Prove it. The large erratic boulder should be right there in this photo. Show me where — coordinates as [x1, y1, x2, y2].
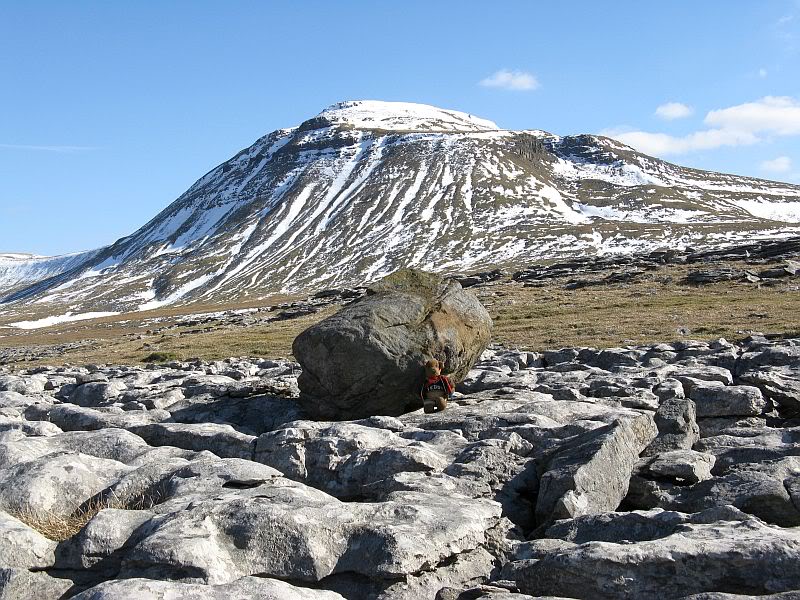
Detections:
[293, 270, 492, 419]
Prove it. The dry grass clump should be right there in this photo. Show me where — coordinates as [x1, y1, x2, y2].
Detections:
[9, 497, 124, 541]
[9, 485, 168, 541]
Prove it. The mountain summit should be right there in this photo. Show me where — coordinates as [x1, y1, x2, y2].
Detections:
[312, 100, 499, 132]
[2, 100, 800, 316]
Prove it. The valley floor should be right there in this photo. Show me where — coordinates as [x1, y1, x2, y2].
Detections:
[1, 255, 799, 368]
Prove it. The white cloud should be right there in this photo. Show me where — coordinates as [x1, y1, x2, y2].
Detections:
[479, 69, 539, 91]
[604, 96, 800, 157]
[704, 96, 800, 136]
[758, 67, 768, 78]
[760, 156, 792, 173]
[655, 102, 693, 120]
[608, 129, 758, 156]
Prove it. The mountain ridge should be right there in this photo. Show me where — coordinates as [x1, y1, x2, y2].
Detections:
[2, 99, 800, 321]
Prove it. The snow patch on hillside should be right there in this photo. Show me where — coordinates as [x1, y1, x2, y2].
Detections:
[734, 199, 800, 222]
[9, 311, 120, 329]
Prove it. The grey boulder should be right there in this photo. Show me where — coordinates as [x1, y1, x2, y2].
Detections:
[293, 269, 492, 419]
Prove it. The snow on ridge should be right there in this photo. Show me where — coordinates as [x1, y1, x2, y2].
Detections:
[0, 253, 44, 260]
[0, 249, 100, 293]
[319, 100, 499, 132]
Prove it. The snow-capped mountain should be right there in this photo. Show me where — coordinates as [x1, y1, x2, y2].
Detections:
[3, 100, 800, 318]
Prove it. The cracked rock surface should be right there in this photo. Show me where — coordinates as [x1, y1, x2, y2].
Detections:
[0, 335, 799, 598]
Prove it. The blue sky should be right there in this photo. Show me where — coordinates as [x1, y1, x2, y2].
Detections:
[1, 1, 799, 255]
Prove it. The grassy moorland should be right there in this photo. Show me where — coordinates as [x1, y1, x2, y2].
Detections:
[0, 260, 798, 368]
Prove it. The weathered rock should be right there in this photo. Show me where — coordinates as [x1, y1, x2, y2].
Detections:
[626, 457, 800, 526]
[293, 269, 492, 419]
[0, 375, 46, 395]
[542, 505, 747, 544]
[255, 421, 451, 499]
[0, 510, 57, 569]
[0, 391, 53, 412]
[55, 508, 154, 572]
[640, 450, 715, 484]
[693, 427, 800, 473]
[107, 457, 285, 513]
[535, 413, 657, 526]
[120, 486, 504, 586]
[651, 378, 684, 401]
[0, 451, 131, 517]
[443, 438, 539, 529]
[740, 368, 800, 413]
[71, 576, 347, 600]
[0, 568, 74, 600]
[697, 416, 766, 438]
[3, 334, 800, 596]
[128, 423, 256, 460]
[75, 372, 109, 385]
[0, 428, 151, 470]
[514, 513, 800, 599]
[0, 416, 61, 437]
[119, 386, 184, 411]
[167, 394, 303, 435]
[35, 404, 170, 432]
[69, 381, 128, 407]
[689, 382, 766, 417]
[737, 341, 800, 412]
[642, 397, 699, 456]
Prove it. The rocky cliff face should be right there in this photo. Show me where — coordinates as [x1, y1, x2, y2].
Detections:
[3, 100, 800, 316]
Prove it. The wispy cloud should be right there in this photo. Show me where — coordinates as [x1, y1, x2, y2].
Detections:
[655, 102, 693, 120]
[479, 69, 539, 91]
[0, 144, 97, 153]
[758, 67, 768, 78]
[774, 10, 798, 53]
[760, 156, 792, 173]
[603, 96, 800, 156]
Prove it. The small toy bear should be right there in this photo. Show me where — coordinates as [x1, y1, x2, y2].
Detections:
[420, 358, 454, 413]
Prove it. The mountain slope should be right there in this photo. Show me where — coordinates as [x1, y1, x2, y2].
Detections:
[3, 100, 800, 318]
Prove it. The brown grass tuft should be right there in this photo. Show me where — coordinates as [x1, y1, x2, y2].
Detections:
[8, 485, 168, 542]
[10, 497, 124, 541]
